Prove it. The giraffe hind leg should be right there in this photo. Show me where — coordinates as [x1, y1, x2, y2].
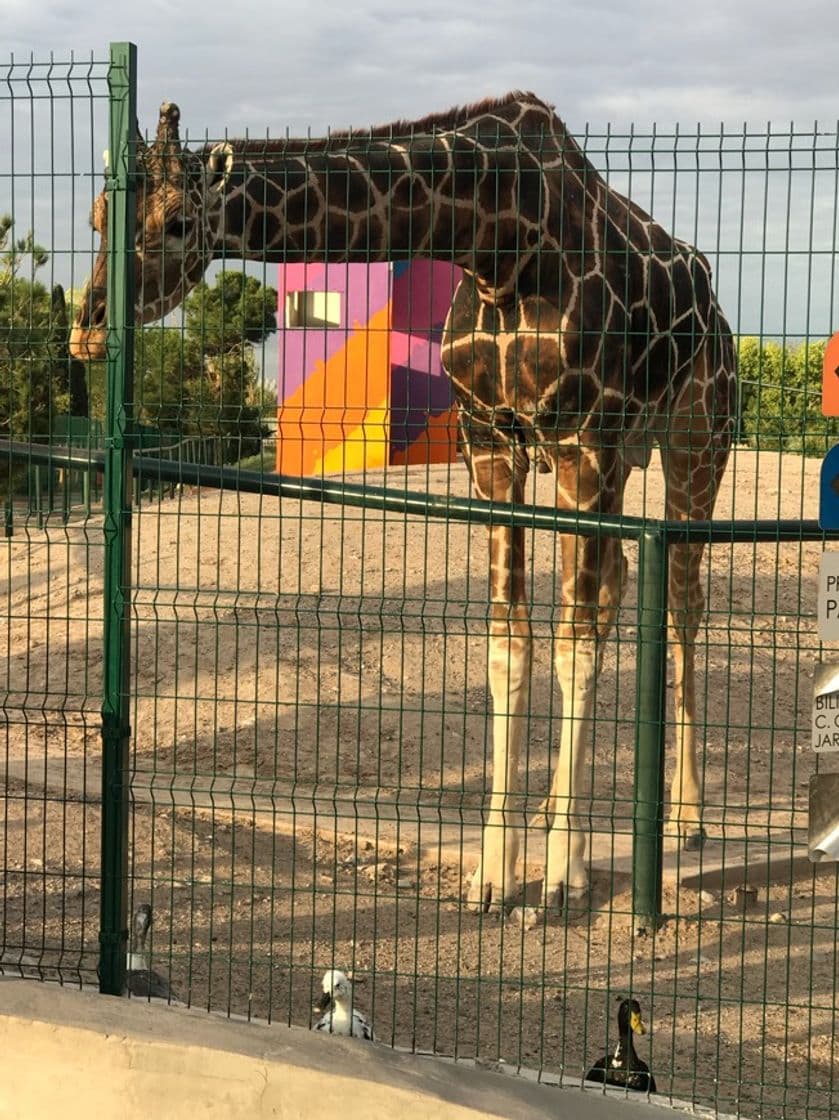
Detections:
[660, 348, 733, 849]
[662, 533, 709, 851]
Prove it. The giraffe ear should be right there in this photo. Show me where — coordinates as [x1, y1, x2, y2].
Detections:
[207, 142, 234, 193]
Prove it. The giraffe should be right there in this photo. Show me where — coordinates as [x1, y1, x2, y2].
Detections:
[70, 95, 737, 914]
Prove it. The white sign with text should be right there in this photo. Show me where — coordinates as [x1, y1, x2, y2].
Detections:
[818, 553, 839, 641]
[812, 663, 839, 751]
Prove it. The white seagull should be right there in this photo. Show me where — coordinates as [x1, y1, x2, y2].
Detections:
[313, 969, 374, 1040]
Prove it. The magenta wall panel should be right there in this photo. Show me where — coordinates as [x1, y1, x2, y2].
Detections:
[276, 261, 462, 472]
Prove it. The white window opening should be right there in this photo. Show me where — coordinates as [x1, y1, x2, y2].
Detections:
[286, 290, 342, 328]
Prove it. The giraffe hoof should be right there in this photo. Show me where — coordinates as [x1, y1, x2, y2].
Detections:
[540, 880, 589, 920]
[683, 827, 707, 852]
[542, 884, 564, 915]
[465, 878, 508, 915]
[465, 885, 491, 914]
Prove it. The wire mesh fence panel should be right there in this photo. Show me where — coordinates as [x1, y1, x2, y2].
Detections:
[1, 52, 113, 989]
[4, 42, 839, 1120]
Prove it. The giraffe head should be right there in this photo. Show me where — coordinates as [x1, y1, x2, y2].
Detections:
[69, 102, 234, 361]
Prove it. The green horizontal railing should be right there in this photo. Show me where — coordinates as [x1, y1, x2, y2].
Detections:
[2, 437, 833, 543]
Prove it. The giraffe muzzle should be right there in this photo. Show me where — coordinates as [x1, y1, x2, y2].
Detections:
[68, 325, 107, 362]
[69, 287, 108, 361]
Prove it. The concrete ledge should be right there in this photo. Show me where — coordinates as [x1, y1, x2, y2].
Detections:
[0, 979, 663, 1120]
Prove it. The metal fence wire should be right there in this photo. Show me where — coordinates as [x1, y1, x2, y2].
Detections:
[3, 41, 839, 1120]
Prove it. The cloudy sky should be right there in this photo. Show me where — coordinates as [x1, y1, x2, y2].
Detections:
[5, 0, 839, 134]
[4, 0, 839, 340]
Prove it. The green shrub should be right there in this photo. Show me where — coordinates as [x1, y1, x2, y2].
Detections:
[737, 335, 839, 456]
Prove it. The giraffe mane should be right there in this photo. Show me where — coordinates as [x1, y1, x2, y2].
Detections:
[366, 90, 555, 138]
[199, 91, 560, 158]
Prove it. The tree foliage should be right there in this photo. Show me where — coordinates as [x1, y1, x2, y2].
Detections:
[1, 215, 90, 499]
[184, 272, 277, 354]
[0, 215, 89, 438]
[737, 336, 839, 456]
[136, 271, 278, 461]
[2, 235, 279, 504]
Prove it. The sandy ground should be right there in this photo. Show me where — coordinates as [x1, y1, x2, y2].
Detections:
[2, 444, 837, 1120]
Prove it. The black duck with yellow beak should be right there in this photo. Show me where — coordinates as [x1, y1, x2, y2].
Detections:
[585, 997, 657, 1093]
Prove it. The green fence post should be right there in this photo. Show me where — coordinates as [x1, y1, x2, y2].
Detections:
[99, 40, 138, 998]
[632, 527, 668, 934]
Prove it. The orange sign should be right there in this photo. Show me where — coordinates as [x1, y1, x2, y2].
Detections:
[823, 332, 839, 416]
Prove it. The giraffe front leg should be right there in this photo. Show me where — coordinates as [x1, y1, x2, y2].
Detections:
[541, 521, 626, 914]
[466, 606, 531, 912]
[542, 639, 596, 910]
[459, 435, 532, 914]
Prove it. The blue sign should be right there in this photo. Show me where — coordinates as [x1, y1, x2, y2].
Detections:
[820, 444, 839, 529]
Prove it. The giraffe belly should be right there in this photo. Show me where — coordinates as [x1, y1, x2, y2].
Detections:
[622, 429, 654, 469]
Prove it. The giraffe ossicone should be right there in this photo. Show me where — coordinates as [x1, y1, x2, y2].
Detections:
[71, 93, 737, 917]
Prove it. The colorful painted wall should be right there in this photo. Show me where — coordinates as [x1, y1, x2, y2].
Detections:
[275, 261, 460, 475]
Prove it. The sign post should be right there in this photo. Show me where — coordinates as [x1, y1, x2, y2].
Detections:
[821, 331, 839, 417]
[819, 448, 839, 530]
[813, 333, 839, 856]
[819, 333, 839, 529]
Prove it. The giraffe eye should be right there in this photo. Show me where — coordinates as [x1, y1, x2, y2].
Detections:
[165, 217, 186, 239]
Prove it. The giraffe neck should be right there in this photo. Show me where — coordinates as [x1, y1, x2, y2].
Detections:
[201, 95, 596, 298]
[206, 143, 498, 276]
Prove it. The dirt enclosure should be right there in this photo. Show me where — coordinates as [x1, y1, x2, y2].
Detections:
[3, 445, 838, 1120]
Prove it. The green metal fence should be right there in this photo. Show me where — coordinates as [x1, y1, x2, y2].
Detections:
[3, 41, 839, 1120]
